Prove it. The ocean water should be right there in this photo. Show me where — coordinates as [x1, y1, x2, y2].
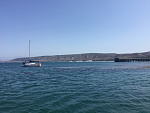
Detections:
[0, 62, 150, 113]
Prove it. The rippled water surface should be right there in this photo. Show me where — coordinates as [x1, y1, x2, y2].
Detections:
[0, 62, 150, 113]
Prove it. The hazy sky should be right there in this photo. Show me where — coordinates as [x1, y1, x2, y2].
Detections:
[0, 0, 150, 61]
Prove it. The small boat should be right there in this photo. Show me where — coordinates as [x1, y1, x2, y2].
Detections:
[22, 40, 41, 67]
[23, 60, 41, 67]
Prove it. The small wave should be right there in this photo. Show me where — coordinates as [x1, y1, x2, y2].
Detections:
[138, 66, 150, 69]
[21, 71, 35, 75]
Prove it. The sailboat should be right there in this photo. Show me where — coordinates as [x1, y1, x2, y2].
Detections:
[22, 40, 41, 67]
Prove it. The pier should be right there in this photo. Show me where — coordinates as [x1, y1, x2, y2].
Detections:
[114, 58, 150, 62]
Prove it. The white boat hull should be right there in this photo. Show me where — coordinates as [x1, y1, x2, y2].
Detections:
[22, 63, 41, 67]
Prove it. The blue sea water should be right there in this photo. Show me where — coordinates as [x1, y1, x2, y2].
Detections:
[0, 62, 150, 113]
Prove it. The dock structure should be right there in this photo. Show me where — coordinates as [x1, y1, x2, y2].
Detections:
[114, 58, 150, 62]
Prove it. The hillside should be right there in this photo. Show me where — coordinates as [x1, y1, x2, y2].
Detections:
[10, 51, 150, 62]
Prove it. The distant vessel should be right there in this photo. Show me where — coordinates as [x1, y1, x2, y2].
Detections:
[22, 40, 41, 67]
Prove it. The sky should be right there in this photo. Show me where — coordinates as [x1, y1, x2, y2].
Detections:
[0, 0, 150, 61]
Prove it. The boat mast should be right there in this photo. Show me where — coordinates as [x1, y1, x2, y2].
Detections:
[29, 40, 31, 60]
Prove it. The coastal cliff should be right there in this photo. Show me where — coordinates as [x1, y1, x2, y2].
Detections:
[10, 51, 150, 62]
